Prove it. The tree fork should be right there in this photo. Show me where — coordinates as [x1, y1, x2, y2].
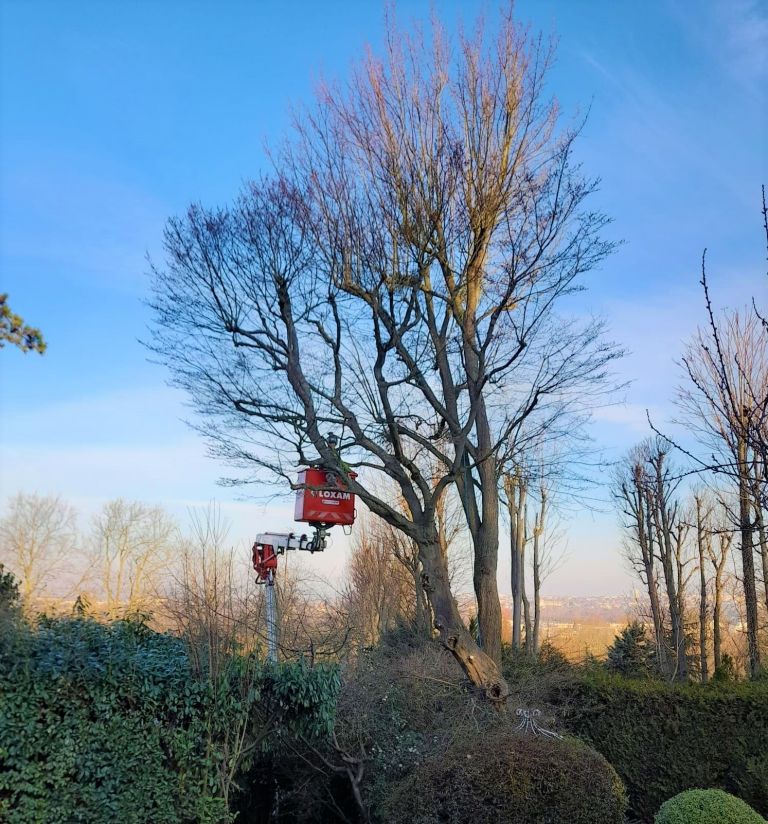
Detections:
[419, 537, 508, 702]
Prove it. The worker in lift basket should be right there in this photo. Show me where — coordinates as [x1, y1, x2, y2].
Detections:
[321, 432, 352, 486]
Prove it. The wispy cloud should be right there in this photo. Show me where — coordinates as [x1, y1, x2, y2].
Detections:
[592, 403, 661, 434]
[669, 0, 768, 96]
[1, 386, 188, 447]
[717, 0, 768, 90]
[0, 150, 168, 294]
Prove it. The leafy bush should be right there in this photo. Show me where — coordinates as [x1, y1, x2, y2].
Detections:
[655, 789, 766, 823]
[381, 726, 627, 824]
[733, 754, 768, 819]
[552, 674, 768, 821]
[0, 616, 339, 824]
[502, 639, 575, 676]
[0, 565, 21, 640]
[713, 654, 738, 683]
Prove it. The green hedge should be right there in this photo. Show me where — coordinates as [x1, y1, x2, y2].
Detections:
[552, 675, 768, 822]
[655, 789, 766, 824]
[0, 616, 339, 824]
[380, 726, 627, 824]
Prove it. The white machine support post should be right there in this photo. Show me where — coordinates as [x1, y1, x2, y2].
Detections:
[254, 529, 330, 665]
[265, 569, 278, 664]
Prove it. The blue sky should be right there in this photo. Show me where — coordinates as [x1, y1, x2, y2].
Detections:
[1, 0, 766, 596]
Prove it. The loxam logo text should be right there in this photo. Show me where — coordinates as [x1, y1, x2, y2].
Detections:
[310, 490, 352, 500]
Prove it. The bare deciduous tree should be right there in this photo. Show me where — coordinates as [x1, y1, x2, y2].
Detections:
[282, 9, 621, 666]
[149, 8, 621, 699]
[614, 448, 667, 673]
[504, 456, 566, 654]
[88, 499, 176, 618]
[163, 507, 255, 669]
[161, 507, 273, 808]
[504, 467, 527, 650]
[343, 513, 415, 649]
[708, 508, 734, 673]
[614, 439, 695, 680]
[646, 442, 692, 681]
[530, 479, 555, 654]
[151, 178, 508, 696]
[0, 492, 76, 606]
[694, 492, 713, 682]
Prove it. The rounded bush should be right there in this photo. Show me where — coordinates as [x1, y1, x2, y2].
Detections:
[381, 726, 626, 824]
[655, 789, 766, 824]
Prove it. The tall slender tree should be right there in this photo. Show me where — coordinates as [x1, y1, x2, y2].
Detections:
[150, 7, 620, 695]
[694, 492, 713, 682]
[280, 9, 621, 662]
[613, 446, 668, 675]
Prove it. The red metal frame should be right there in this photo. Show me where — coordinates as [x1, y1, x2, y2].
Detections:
[252, 541, 278, 584]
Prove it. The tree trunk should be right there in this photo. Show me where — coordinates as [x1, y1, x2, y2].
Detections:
[698, 553, 709, 683]
[531, 489, 546, 655]
[506, 472, 527, 651]
[713, 561, 724, 671]
[755, 500, 768, 614]
[521, 530, 532, 652]
[473, 516, 502, 663]
[696, 497, 709, 683]
[412, 562, 431, 638]
[674, 524, 689, 681]
[472, 450, 503, 664]
[510, 527, 522, 649]
[417, 528, 508, 701]
[532, 524, 542, 654]
[738, 435, 762, 678]
[631, 472, 667, 675]
[649, 461, 687, 681]
[461, 314, 503, 664]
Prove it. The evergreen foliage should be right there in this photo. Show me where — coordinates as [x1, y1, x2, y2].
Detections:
[713, 654, 739, 683]
[655, 789, 766, 824]
[0, 564, 20, 612]
[0, 615, 339, 823]
[553, 674, 768, 820]
[606, 621, 657, 678]
[0, 294, 46, 353]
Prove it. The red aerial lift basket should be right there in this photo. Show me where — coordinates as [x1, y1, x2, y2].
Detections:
[294, 468, 357, 526]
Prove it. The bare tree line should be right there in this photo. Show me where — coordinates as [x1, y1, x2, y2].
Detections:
[615, 439, 763, 681]
[0, 492, 176, 616]
[504, 464, 565, 655]
[617, 199, 768, 679]
[0, 491, 423, 668]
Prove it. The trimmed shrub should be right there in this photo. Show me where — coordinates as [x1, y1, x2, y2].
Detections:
[733, 754, 768, 817]
[380, 725, 627, 824]
[655, 788, 766, 823]
[552, 674, 768, 821]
